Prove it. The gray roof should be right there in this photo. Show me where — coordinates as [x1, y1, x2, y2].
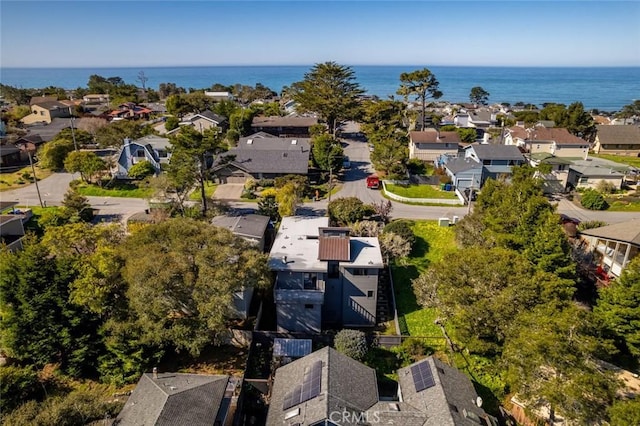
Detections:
[469, 143, 525, 161]
[397, 357, 497, 426]
[580, 219, 640, 246]
[211, 214, 270, 240]
[569, 164, 624, 178]
[596, 125, 640, 145]
[444, 157, 483, 174]
[198, 110, 227, 124]
[134, 134, 171, 151]
[116, 372, 229, 426]
[266, 346, 379, 425]
[218, 137, 311, 175]
[252, 115, 318, 128]
[0, 145, 20, 156]
[23, 117, 73, 142]
[0, 201, 19, 212]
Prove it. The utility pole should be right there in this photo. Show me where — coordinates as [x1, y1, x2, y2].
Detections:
[27, 149, 44, 208]
[69, 107, 78, 151]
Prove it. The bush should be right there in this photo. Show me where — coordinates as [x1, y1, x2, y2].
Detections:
[257, 178, 274, 187]
[596, 180, 617, 194]
[407, 158, 427, 175]
[241, 188, 256, 199]
[578, 220, 608, 232]
[127, 160, 156, 179]
[0, 366, 42, 413]
[334, 329, 368, 361]
[328, 197, 375, 225]
[394, 338, 433, 366]
[580, 189, 609, 210]
[244, 177, 257, 191]
[383, 220, 415, 246]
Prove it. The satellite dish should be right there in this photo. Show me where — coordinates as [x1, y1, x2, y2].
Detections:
[476, 396, 483, 407]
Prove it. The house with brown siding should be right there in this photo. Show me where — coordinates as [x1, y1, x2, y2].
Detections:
[505, 126, 589, 159]
[594, 125, 640, 156]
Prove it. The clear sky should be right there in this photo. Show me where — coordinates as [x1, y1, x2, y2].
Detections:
[1, 0, 639, 67]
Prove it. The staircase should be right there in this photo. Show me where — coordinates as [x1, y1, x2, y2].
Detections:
[376, 268, 392, 324]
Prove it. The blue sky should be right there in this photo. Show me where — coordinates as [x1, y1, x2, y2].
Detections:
[1, 1, 639, 67]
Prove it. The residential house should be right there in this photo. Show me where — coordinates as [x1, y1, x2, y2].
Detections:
[115, 371, 233, 426]
[204, 91, 234, 101]
[467, 108, 496, 129]
[14, 134, 44, 154]
[580, 219, 640, 280]
[463, 143, 526, 184]
[108, 103, 152, 121]
[211, 213, 272, 319]
[21, 100, 71, 125]
[266, 346, 379, 426]
[409, 130, 461, 163]
[82, 94, 109, 104]
[528, 153, 572, 193]
[593, 125, 640, 156]
[505, 127, 589, 159]
[212, 134, 310, 184]
[442, 156, 483, 192]
[0, 145, 23, 170]
[567, 159, 624, 191]
[114, 136, 171, 178]
[267, 216, 384, 333]
[22, 117, 86, 143]
[173, 110, 228, 134]
[29, 96, 58, 106]
[251, 115, 318, 138]
[387, 357, 498, 425]
[267, 347, 497, 426]
[0, 201, 26, 252]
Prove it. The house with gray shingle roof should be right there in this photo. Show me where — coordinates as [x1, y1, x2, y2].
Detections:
[251, 115, 319, 138]
[593, 125, 640, 156]
[460, 143, 525, 186]
[114, 135, 171, 178]
[267, 216, 383, 333]
[267, 346, 379, 426]
[212, 134, 311, 184]
[115, 371, 232, 426]
[267, 349, 497, 426]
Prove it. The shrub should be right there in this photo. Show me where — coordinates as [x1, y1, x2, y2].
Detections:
[578, 220, 608, 232]
[127, 160, 156, 179]
[244, 177, 257, 191]
[334, 329, 368, 361]
[328, 197, 375, 225]
[596, 180, 617, 194]
[383, 220, 415, 246]
[0, 366, 42, 413]
[407, 158, 427, 175]
[581, 189, 609, 210]
[257, 178, 274, 187]
[394, 338, 433, 366]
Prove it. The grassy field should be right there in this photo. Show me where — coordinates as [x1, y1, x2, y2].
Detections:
[591, 153, 640, 168]
[606, 198, 640, 211]
[75, 180, 154, 198]
[0, 165, 53, 191]
[390, 220, 457, 341]
[188, 182, 218, 201]
[385, 183, 458, 199]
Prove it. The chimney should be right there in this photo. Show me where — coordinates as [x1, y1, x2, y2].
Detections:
[152, 367, 158, 379]
[282, 255, 287, 264]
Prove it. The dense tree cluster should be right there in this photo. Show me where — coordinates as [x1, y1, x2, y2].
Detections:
[0, 217, 270, 421]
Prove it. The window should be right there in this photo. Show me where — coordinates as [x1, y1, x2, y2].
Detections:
[305, 304, 313, 309]
[367, 291, 375, 298]
[352, 268, 368, 276]
[579, 176, 589, 184]
[136, 150, 146, 158]
[157, 150, 168, 158]
[40, 111, 45, 116]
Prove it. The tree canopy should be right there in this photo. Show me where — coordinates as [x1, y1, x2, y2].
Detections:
[289, 62, 364, 136]
[397, 68, 442, 131]
[469, 86, 490, 105]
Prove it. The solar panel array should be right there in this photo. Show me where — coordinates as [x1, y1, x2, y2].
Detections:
[283, 360, 323, 410]
[411, 361, 435, 392]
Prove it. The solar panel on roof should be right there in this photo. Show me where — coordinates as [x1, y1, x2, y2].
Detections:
[411, 361, 435, 392]
[282, 360, 323, 410]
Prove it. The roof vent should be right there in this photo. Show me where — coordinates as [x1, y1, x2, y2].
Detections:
[291, 139, 298, 145]
[389, 403, 400, 411]
[247, 139, 253, 144]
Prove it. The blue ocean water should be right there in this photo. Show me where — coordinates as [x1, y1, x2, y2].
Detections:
[1, 65, 638, 112]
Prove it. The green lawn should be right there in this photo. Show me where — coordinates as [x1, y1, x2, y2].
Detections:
[0, 165, 53, 191]
[385, 183, 458, 199]
[75, 181, 154, 198]
[606, 199, 640, 211]
[390, 221, 457, 342]
[591, 153, 640, 169]
[188, 182, 218, 201]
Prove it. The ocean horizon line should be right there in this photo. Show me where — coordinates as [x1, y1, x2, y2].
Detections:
[3, 64, 640, 70]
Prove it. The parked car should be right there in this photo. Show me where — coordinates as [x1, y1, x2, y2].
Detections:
[343, 156, 351, 169]
[366, 175, 380, 189]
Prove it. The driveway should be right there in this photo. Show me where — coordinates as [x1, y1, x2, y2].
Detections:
[213, 184, 244, 200]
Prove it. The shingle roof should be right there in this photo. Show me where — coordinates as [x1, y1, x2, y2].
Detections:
[252, 115, 318, 128]
[580, 219, 640, 246]
[211, 214, 270, 240]
[198, 110, 227, 124]
[35, 100, 69, 110]
[116, 373, 229, 426]
[444, 157, 483, 174]
[266, 347, 379, 425]
[0, 145, 20, 156]
[528, 127, 588, 145]
[0, 201, 19, 212]
[410, 130, 461, 144]
[218, 137, 311, 174]
[596, 125, 640, 145]
[134, 134, 171, 150]
[397, 357, 497, 426]
[469, 143, 525, 161]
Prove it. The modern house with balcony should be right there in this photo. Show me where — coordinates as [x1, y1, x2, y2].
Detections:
[267, 216, 384, 333]
[580, 219, 640, 281]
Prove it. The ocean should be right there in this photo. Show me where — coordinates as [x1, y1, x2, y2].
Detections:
[1, 65, 638, 112]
